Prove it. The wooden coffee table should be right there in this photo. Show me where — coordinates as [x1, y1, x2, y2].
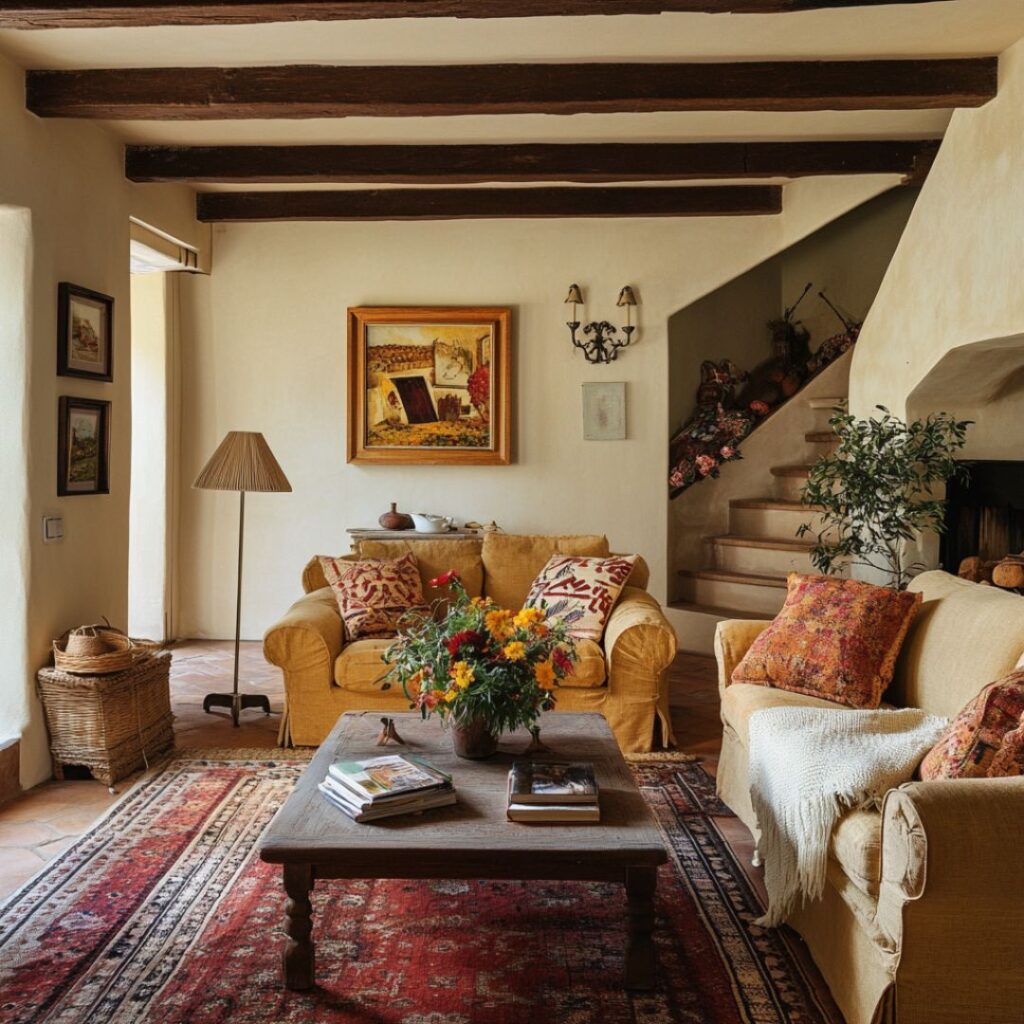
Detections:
[259, 711, 668, 992]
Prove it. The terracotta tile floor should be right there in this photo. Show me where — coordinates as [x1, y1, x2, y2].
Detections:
[0, 642, 748, 897]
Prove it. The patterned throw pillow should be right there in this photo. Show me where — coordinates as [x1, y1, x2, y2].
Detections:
[319, 552, 426, 640]
[526, 554, 637, 642]
[920, 672, 1024, 779]
[731, 573, 922, 709]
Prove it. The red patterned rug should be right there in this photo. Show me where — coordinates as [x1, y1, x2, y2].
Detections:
[0, 753, 838, 1024]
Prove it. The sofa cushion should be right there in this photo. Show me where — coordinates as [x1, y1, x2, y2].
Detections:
[721, 682, 850, 747]
[894, 570, 1024, 719]
[731, 574, 921, 709]
[830, 808, 882, 898]
[557, 639, 606, 689]
[356, 538, 484, 603]
[526, 554, 637, 642]
[319, 552, 426, 640]
[481, 534, 609, 609]
[333, 638, 395, 694]
[920, 670, 1024, 779]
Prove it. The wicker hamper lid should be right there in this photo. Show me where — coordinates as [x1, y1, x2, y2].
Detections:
[53, 623, 136, 675]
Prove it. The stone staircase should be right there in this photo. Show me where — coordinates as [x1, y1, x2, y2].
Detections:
[670, 393, 846, 647]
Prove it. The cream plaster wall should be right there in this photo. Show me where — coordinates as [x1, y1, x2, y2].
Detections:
[176, 175, 898, 641]
[0, 51, 206, 787]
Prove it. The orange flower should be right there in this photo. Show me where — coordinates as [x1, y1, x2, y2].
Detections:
[534, 659, 556, 690]
[485, 609, 515, 641]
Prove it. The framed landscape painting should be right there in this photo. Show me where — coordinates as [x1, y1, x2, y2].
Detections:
[57, 283, 113, 382]
[58, 397, 110, 496]
[347, 306, 511, 465]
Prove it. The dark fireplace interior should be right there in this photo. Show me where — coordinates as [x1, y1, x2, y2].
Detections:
[942, 460, 1024, 571]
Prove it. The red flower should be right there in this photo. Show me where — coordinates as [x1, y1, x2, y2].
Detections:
[429, 569, 461, 589]
[552, 648, 575, 676]
[446, 629, 484, 657]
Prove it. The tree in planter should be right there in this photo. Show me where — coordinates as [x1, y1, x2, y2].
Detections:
[798, 405, 971, 591]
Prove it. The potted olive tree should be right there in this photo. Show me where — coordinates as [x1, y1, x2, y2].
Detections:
[799, 405, 971, 590]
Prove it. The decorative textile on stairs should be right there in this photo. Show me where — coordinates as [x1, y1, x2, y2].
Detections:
[747, 706, 947, 927]
[0, 752, 840, 1024]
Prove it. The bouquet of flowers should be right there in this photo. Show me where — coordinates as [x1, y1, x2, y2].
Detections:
[383, 570, 577, 744]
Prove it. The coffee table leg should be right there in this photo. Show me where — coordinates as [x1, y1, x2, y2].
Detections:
[283, 862, 315, 990]
[624, 864, 657, 990]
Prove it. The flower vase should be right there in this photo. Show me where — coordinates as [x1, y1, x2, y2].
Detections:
[450, 717, 499, 760]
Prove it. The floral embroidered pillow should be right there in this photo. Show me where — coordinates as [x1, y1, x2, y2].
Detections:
[526, 554, 637, 642]
[731, 573, 922, 709]
[920, 672, 1024, 779]
[319, 552, 426, 640]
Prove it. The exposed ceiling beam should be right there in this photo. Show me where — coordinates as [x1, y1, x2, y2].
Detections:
[27, 59, 996, 120]
[0, 1, 955, 29]
[195, 185, 783, 221]
[127, 140, 940, 184]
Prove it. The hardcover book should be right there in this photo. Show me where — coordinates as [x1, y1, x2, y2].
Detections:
[507, 761, 598, 805]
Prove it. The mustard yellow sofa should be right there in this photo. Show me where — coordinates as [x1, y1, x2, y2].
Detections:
[714, 570, 1024, 1024]
[264, 533, 678, 753]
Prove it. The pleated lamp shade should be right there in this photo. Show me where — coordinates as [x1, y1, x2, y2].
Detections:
[193, 432, 292, 493]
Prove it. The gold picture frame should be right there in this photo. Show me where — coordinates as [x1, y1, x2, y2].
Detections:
[347, 306, 511, 465]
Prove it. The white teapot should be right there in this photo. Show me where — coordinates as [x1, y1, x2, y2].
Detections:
[410, 512, 454, 534]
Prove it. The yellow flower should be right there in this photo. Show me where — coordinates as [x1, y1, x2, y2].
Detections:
[485, 609, 515, 641]
[534, 659, 556, 690]
[450, 660, 475, 690]
[514, 607, 546, 630]
[471, 596, 495, 609]
[503, 641, 527, 662]
[443, 688, 458, 703]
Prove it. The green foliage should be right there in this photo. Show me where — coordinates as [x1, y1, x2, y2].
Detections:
[798, 405, 971, 590]
[382, 573, 577, 737]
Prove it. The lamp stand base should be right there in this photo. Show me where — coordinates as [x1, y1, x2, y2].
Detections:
[203, 691, 272, 728]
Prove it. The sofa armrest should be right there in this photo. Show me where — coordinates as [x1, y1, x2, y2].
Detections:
[263, 587, 344, 689]
[714, 619, 771, 697]
[603, 586, 677, 692]
[874, 777, 1024, 1019]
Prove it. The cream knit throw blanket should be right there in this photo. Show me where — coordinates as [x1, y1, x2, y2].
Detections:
[747, 706, 947, 927]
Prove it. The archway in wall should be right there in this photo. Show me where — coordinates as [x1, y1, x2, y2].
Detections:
[0, 206, 33, 789]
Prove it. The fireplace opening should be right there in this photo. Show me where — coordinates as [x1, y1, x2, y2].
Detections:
[942, 461, 1024, 575]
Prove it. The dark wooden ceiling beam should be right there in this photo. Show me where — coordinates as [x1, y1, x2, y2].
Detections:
[127, 139, 940, 184]
[27, 59, 996, 120]
[195, 185, 782, 221]
[0, 1, 954, 29]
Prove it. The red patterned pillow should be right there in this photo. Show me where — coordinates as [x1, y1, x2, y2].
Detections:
[920, 672, 1024, 779]
[526, 554, 637, 642]
[319, 553, 426, 640]
[731, 573, 921, 709]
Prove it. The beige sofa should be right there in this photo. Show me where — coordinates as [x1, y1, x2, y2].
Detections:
[264, 533, 677, 753]
[715, 570, 1024, 1024]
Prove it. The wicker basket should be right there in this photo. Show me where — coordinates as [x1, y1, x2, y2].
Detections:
[36, 651, 173, 788]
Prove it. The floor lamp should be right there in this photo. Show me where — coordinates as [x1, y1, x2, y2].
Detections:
[194, 431, 292, 727]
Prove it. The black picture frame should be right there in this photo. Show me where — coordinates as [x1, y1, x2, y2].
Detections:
[58, 397, 111, 497]
[57, 282, 114, 382]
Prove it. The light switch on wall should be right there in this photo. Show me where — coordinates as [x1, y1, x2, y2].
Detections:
[42, 515, 64, 543]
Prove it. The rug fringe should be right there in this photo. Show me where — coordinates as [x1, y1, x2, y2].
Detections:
[624, 751, 700, 763]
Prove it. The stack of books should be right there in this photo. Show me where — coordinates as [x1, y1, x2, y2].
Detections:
[318, 753, 455, 823]
[506, 760, 600, 823]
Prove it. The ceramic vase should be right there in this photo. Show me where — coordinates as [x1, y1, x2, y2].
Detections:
[450, 717, 499, 760]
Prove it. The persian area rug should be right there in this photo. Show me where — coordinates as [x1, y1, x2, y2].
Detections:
[0, 753, 839, 1024]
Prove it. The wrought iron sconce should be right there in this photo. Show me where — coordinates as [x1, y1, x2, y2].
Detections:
[565, 284, 638, 364]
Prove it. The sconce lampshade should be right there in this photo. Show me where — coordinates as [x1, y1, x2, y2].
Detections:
[616, 286, 638, 308]
[193, 431, 292, 493]
[564, 284, 584, 305]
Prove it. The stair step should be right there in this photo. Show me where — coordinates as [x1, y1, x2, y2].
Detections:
[731, 498, 824, 512]
[709, 534, 815, 553]
[807, 397, 844, 410]
[770, 465, 814, 478]
[805, 431, 836, 444]
[678, 568, 788, 588]
[669, 600, 770, 620]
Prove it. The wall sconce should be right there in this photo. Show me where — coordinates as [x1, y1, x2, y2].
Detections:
[565, 284, 638, 364]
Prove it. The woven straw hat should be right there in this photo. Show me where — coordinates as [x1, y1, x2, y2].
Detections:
[54, 623, 135, 675]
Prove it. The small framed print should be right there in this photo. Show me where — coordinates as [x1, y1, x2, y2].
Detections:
[57, 282, 113, 382]
[58, 397, 110, 496]
[582, 382, 626, 441]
